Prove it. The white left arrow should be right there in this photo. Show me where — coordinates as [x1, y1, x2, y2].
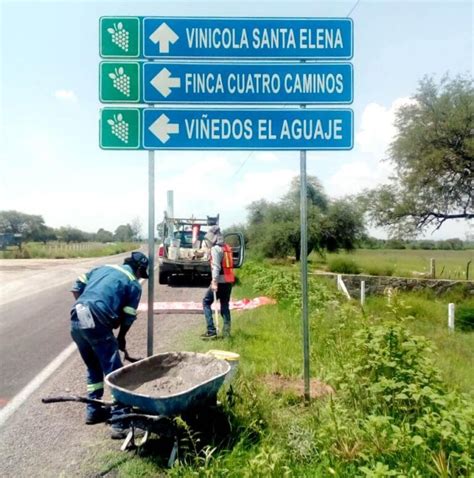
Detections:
[150, 68, 181, 98]
[149, 23, 179, 53]
[149, 114, 179, 144]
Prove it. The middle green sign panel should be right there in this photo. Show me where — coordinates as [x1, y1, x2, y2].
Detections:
[99, 62, 353, 104]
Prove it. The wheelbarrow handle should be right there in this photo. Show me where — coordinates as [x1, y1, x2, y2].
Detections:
[41, 395, 114, 407]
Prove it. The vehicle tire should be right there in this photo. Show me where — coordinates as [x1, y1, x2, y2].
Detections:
[159, 271, 169, 285]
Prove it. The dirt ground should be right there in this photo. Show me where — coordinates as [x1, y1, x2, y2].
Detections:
[261, 372, 334, 399]
[0, 260, 208, 478]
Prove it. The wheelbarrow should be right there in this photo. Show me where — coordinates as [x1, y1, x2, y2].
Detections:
[43, 351, 231, 462]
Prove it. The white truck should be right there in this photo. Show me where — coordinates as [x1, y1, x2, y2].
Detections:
[157, 213, 244, 285]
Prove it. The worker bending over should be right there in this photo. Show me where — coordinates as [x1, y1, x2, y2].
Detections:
[70, 251, 149, 439]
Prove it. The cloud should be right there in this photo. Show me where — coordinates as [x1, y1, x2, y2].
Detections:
[150, 156, 297, 226]
[54, 89, 78, 102]
[255, 152, 279, 162]
[326, 96, 419, 198]
[356, 97, 416, 158]
[326, 159, 393, 198]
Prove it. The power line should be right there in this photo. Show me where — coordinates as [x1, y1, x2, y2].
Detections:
[231, 152, 254, 178]
[231, 3, 359, 179]
[346, 0, 361, 17]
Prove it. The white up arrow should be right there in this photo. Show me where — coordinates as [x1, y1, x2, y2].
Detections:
[149, 23, 179, 54]
[150, 68, 181, 98]
[149, 114, 179, 144]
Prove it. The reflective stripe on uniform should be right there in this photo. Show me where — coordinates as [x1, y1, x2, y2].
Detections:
[224, 251, 232, 267]
[87, 382, 104, 392]
[123, 306, 137, 316]
[78, 274, 88, 284]
[106, 264, 136, 282]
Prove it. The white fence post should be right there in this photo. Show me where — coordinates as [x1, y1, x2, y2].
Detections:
[360, 280, 365, 306]
[337, 275, 351, 300]
[448, 303, 455, 331]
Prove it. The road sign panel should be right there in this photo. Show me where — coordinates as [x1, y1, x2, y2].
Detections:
[143, 17, 353, 59]
[142, 108, 353, 150]
[100, 108, 141, 149]
[143, 62, 353, 104]
[100, 62, 141, 102]
[100, 17, 140, 58]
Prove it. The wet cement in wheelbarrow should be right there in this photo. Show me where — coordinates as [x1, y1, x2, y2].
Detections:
[131, 353, 227, 397]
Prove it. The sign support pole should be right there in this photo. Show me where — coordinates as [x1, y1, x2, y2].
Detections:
[300, 148, 310, 402]
[147, 150, 155, 357]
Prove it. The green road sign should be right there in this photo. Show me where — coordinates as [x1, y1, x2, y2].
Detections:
[100, 62, 141, 102]
[100, 17, 140, 58]
[100, 108, 141, 149]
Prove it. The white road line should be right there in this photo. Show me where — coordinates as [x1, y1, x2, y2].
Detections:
[0, 342, 77, 428]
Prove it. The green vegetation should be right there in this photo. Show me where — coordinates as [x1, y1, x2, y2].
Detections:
[0, 209, 143, 250]
[100, 260, 473, 477]
[327, 256, 361, 274]
[240, 176, 365, 261]
[0, 241, 138, 259]
[311, 249, 474, 279]
[364, 74, 473, 235]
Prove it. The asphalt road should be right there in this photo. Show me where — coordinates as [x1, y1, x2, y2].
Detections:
[0, 252, 135, 407]
[0, 255, 208, 477]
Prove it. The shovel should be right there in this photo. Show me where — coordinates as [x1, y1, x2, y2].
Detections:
[213, 289, 220, 335]
[124, 349, 143, 363]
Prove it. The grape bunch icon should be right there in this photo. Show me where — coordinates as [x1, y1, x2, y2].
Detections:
[108, 67, 130, 97]
[107, 114, 129, 144]
[107, 23, 129, 52]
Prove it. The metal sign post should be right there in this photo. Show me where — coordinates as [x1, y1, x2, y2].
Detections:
[300, 149, 310, 402]
[147, 151, 155, 356]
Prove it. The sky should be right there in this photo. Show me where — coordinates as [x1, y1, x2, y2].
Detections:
[0, 0, 472, 240]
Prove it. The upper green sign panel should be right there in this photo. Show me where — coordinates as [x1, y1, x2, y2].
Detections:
[100, 17, 140, 58]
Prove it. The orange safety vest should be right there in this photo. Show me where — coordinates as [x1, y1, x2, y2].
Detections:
[211, 244, 235, 283]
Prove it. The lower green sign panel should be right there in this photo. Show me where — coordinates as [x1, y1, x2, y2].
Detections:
[100, 108, 141, 149]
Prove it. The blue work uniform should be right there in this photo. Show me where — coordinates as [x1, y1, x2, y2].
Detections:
[70, 264, 142, 420]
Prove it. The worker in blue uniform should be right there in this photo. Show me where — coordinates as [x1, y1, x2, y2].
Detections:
[70, 251, 149, 438]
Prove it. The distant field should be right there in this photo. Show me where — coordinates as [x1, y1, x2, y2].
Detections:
[312, 248, 474, 280]
[0, 241, 138, 259]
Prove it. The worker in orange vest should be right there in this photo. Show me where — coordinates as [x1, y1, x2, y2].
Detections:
[201, 226, 235, 339]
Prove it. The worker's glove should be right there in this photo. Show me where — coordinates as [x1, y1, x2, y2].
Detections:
[211, 280, 218, 292]
[117, 335, 126, 352]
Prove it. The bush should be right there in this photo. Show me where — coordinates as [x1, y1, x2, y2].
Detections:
[365, 264, 396, 276]
[328, 257, 361, 274]
[315, 320, 474, 476]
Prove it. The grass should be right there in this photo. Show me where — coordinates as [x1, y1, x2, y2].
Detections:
[0, 241, 139, 259]
[363, 291, 474, 394]
[94, 261, 474, 477]
[311, 248, 474, 279]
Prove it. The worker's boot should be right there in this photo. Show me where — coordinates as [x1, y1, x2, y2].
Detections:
[222, 323, 231, 338]
[85, 407, 110, 425]
[85, 387, 109, 424]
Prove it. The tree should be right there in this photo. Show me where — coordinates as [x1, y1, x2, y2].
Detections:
[114, 224, 134, 242]
[282, 175, 329, 211]
[365, 74, 473, 235]
[35, 226, 57, 244]
[245, 177, 365, 260]
[96, 228, 114, 243]
[57, 226, 87, 243]
[130, 216, 142, 241]
[0, 210, 47, 242]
